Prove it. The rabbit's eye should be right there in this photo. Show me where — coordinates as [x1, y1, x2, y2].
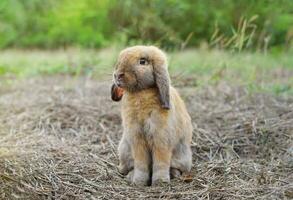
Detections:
[139, 58, 148, 65]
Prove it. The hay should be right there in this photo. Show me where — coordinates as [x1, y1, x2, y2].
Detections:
[0, 76, 292, 199]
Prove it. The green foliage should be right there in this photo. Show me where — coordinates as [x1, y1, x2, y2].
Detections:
[0, 0, 113, 48]
[0, 0, 293, 49]
[46, 0, 112, 48]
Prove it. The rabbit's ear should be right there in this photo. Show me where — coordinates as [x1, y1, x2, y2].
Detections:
[111, 84, 123, 101]
[153, 65, 170, 109]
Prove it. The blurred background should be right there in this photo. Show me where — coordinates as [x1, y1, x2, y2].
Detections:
[0, 0, 292, 94]
[1, 0, 293, 50]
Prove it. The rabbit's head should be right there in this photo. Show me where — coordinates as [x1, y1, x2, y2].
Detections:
[111, 46, 170, 109]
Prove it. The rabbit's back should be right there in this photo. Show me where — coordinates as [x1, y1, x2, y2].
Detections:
[170, 87, 193, 142]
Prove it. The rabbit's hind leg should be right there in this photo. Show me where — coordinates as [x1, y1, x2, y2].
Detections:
[170, 167, 181, 179]
[171, 139, 192, 174]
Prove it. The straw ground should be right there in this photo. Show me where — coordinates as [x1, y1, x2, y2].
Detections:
[0, 75, 292, 199]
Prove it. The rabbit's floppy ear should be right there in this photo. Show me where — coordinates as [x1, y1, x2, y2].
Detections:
[153, 56, 170, 109]
[111, 83, 124, 101]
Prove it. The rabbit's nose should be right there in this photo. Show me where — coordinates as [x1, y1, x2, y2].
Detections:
[117, 73, 125, 80]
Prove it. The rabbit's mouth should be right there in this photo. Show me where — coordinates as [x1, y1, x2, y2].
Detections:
[115, 80, 123, 87]
[114, 71, 139, 91]
[114, 76, 127, 88]
[114, 73, 124, 87]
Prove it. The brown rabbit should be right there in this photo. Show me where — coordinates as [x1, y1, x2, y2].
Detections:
[111, 46, 192, 186]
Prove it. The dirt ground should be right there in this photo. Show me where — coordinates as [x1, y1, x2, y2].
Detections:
[0, 76, 292, 199]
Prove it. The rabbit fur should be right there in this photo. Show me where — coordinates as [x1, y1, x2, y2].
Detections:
[111, 46, 192, 186]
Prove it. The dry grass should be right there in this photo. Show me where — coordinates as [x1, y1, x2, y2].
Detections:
[0, 76, 292, 199]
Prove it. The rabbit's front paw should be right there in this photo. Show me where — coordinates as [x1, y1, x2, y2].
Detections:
[131, 169, 150, 186]
[152, 173, 170, 186]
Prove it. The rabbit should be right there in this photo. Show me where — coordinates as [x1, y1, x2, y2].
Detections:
[111, 45, 192, 186]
